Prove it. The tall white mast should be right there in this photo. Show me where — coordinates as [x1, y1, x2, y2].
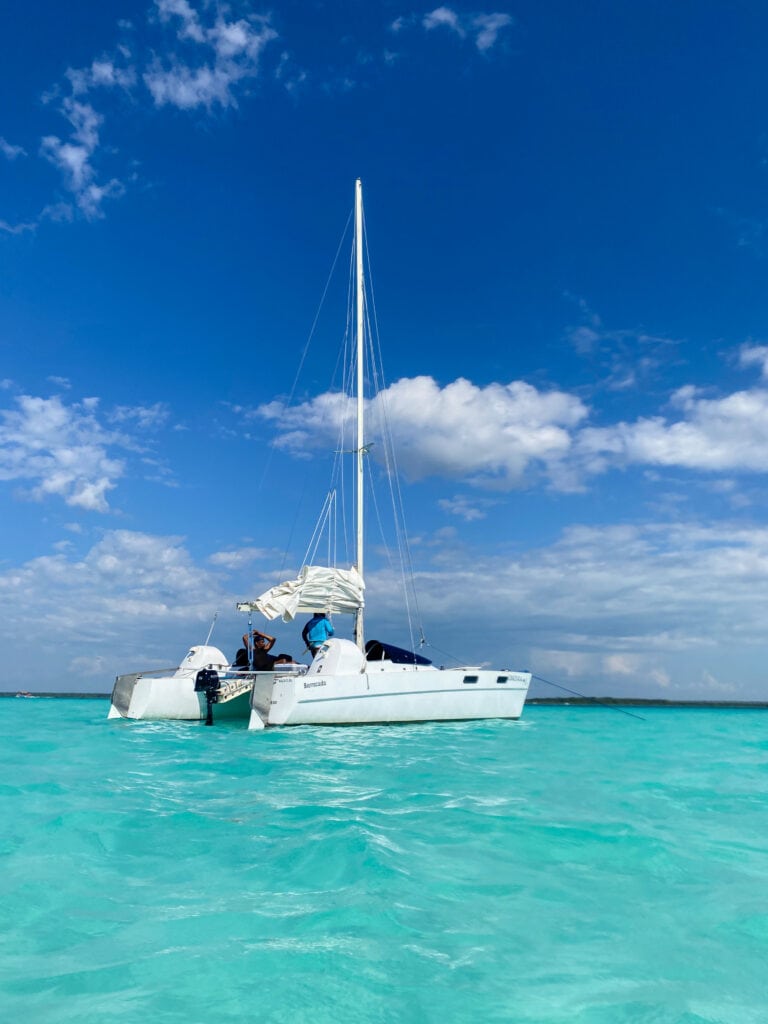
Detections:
[354, 178, 365, 651]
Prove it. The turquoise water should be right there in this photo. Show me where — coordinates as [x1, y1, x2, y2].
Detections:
[1, 702, 767, 1023]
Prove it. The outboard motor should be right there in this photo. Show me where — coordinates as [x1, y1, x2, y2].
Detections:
[194, 668, 221, 726]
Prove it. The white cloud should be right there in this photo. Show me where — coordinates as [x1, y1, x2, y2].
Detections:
[0, 394, 175, 513]
[66, 58, 137, 96]
[423, 7, 465, 37]
[144, 63, 238, 109]
[0, 529, 293, 690]
[155, 0, 206, 43]
[564, 295, 680, 391]
[110, 402, 170, 430]
[145, 1, 278, 110]
[0, 395, 125, 511]
[739, 343, 768, 379]
[5, 1, 511, 231]
[257, 350, 768, 490]
[472, 13, 513, 52]
[0, 530, 230, 662]
[259, 375, 589, 490]
[579, 384, 768, 474]
[209, 546, 270, 569]
[3, 515, 768, 697]
[68, 654, 107, 678]
[419, 7, 513, 50]
[699, 670, 736, 695]
[438, 494, 489, 521]
[603, 653, 637, 676]
[40, 98, 123, 219]
[390, 16, 412, 33]
[40, 202, 75, 224]
[0, 137, 26, 160]
[0, 218, 36, 235]
[368, 519, 768, 698]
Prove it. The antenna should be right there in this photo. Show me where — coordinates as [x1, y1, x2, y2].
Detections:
[204, 612, 218, 646]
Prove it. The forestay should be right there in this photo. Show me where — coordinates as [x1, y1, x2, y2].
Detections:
[237, 564, 365, 622]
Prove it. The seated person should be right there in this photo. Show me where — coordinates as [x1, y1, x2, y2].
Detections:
[232, 647, 250, 670]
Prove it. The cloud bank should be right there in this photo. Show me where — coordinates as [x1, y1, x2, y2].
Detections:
[258, 352, 768, 492]
[2, 517, 766, 697]
[259, 376, 589, 490]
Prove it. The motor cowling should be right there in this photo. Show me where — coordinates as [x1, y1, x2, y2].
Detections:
[194, 668, 221, 698]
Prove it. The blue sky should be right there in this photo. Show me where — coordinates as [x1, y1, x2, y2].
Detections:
[3, 1, 768, 699]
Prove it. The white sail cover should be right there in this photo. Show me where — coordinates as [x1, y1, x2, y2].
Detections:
[238, 565, 365, 622]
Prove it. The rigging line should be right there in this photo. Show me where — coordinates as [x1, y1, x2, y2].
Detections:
[327, 489, 335, 567]
[363, 418, 401, 578]
[362, 219, 426, 638]
[531, 675, 647, 722]
[366, 452, 401, 586]
[259, 206, 353, 493]
[364, 305, 424, 650]
[287, 206, 353, 408]
[335, 260, 357, 567]
[364, 299, 411, 630]
[364, 321, 418, 654]
[278, 460, 313, 574]
[362, 226, 428, 647]
[328, 238, 357, 397]
[420, 641, 465, 667]
[302, 490, 334, 566]
[319, 243, 355, 569]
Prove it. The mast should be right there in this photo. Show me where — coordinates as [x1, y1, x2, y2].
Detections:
[354, 178, 365, 651]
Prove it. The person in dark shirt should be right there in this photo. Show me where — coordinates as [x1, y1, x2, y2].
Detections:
[233, 646, 250, 670]
[238, 628, 276, 670]
[249, 628, 276, 669]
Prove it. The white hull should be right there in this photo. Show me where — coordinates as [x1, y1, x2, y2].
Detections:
[107, 645, 251, 722]
[248, 639, 530, 729]
[108, 675, 251, 721]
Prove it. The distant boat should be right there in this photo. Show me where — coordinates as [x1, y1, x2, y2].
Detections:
[15, 691, 35, 698]
[238, 180, 531, 730]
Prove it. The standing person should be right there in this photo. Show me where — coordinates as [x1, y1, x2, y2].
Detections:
[245, 628, 277, 670]
[302, 612, 334, 656]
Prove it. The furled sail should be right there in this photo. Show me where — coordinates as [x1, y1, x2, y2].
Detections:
[237, 565, 365, 622]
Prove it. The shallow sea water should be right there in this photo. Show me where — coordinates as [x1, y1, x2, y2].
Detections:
[1, 701, 767, 1023]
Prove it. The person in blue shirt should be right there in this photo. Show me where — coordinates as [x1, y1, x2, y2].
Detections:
[302, 612, 335, 656]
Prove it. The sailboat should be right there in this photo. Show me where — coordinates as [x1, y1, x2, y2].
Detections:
[240, 180, 531, 730]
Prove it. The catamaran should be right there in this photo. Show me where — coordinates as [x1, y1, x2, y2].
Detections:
[239, 180, 531, 729]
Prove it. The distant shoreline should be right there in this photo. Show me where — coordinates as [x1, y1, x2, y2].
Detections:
[0, 692, 110, 700]
[1, 691, 767, 709]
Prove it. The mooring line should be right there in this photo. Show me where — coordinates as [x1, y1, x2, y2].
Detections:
[531, 675, 646, 722]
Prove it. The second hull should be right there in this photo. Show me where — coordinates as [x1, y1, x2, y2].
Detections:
[249, 667, 530, 728]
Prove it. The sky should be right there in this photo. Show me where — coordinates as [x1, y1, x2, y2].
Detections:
[3, 1, 768, 699]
